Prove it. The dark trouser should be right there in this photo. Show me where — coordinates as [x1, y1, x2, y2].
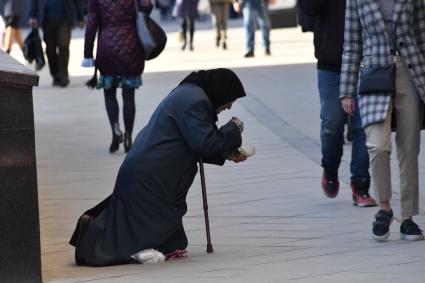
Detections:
[42, 17, 71, 81]
[181, 17, 195, 45]
[104, 86, 136, 136]
[318, 69, 370, 181]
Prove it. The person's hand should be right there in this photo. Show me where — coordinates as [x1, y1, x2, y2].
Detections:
[76, 21, 85, 29]
[231, 116, 244, 133]
[229, 153, 247, 163]
[29, 18, 38, 28]
[233, 2, 241, 13]
[341, 97, 355, 115]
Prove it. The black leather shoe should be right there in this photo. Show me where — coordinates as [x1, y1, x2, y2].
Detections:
[124, 132, 132, 153]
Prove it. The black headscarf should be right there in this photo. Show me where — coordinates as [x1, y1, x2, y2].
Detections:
[179, 68, 247, 110]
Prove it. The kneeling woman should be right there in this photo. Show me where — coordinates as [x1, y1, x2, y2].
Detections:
[70, 68, 247, 266]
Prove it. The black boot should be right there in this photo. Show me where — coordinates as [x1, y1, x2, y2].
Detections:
[109, 133, 123, 153]
[124, 132, 132, 153]
[109, 123, 123, 153]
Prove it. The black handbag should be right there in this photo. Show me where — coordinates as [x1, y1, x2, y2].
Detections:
[134, 0, 167, 60]
[23, 28, 45, 71]
[358, 64, 396, 95]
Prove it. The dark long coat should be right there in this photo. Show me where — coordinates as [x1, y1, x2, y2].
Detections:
[84, 0, 153, 76]
[29, 0, 84, 25]
[70, 83, 242, 266]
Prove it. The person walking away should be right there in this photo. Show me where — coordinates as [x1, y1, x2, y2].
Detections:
[173, 0, 199, 51]
[82, 0, 153, 154]
[69, 68, 248, 266]
[29, 0, 85, 87]
[209, 0, 232, 50]
[299, 0, 376, 207]
[2, 0, 24, 55]
[233, 0, 271, 57]
[340, 0, 425, 241]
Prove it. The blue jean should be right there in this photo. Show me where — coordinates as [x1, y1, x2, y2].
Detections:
[242, 2, 270, 51]
[318, 69, 370, 181]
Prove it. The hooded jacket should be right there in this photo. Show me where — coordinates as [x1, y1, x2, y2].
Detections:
[299, 0, 345, 72]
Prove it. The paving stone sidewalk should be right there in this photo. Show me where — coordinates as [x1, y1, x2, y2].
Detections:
[10, 20, 425, 282]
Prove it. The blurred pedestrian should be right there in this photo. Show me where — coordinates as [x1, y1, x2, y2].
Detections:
[209, 0, 233, 50]
[155, 0, 172, 21]
[340, 0, 425, 241]
[82, 0, 154, 154]
[2, 0, 24, 55]
[29, 0, 85, 87]
[70, 68, 248, 266]
[233, 0, 271, 57]
[173, 0, 199, 51]
[299, 0, 376, 207]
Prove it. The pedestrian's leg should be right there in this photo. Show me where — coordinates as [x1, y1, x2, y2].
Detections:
[122, 86, 136, 152]
[4, 25, 13, 53]
[317, 69, 346, 198]
[365, 104, 393, 241]
[14, 28, 24, 49]
[350, 96, 376, 206]
[56, 22, 72, 86]
[104, 87, 123, 153]
[221, 3, 230, 49]
[181, 17, 187, 50]
[256, 4, 271, 54]
[242, 4, 255, 55]
[43, 19, 59, 83]
[393, 60, 422, 221]
[210, 3, 221, 46]
[189, 17, 195, 51]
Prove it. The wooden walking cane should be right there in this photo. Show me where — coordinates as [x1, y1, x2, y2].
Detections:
[199, 158, 214, 253]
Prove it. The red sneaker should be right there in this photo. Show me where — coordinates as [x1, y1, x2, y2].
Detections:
[351, 179, 377, 207]
[322, 167, 339, 198]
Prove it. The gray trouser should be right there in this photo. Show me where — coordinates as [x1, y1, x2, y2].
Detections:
[365, 57, 423, 217]
[210, 2, 229, 40]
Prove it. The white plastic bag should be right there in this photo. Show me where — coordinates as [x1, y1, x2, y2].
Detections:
[131, 249, 165, 264]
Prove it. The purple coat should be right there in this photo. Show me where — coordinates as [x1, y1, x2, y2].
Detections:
[84, 0, 153, 76]
[173, 0, 199, 19]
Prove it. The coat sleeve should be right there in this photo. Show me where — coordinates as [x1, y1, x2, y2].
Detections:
[414, 0, 425, 55]
[178, 98, 242, 161]
[84, 0, 99, 59]
[298, 0, 327, 16]
[339, 0, 363, 98]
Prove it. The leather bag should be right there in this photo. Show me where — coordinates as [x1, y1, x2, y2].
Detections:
[358, 64, 396, 95]
[135, 0, 167, 60]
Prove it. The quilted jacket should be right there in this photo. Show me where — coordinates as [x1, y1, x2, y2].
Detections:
[84, 0, 153, 76]
[340, 0, 425, 127]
